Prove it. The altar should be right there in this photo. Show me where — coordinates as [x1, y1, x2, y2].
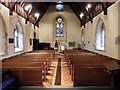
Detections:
[54, 40, 66, 55]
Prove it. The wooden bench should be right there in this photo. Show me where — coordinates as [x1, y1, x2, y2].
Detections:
[67, 56, 107, 70]
[73, 65, 111, 86]
[69, 57, 107, 78]
[2, 62, 43, 86]
[19, 54, 52, 66]
[1, 50, 55, 86]
[3, 60, 47, 78]
[65, 50, 113, 86]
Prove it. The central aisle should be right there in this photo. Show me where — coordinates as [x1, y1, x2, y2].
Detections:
[43, 55, 73, 86]
[61, 55, 73, 86]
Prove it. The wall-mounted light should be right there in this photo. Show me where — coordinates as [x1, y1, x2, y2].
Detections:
[80, 13, 84, 18]
[24, 4, 32, 11]
[86, 4, 91, 11]
[34, 13, 40, 18]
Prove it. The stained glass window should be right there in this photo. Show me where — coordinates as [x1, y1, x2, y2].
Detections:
[56, 17, 64, 37]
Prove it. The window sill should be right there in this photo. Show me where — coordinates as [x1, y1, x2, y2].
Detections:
[95, 48, 106, 52]
[15, 48, 24, 53]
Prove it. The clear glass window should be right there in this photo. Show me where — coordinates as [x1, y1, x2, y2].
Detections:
[96, 19, 105, 50]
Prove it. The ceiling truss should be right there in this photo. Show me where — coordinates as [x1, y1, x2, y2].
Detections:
[0, 1, 114, 28]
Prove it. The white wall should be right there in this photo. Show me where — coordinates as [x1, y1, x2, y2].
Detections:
[0, 3, 39, 60]
[118, 2, 120, 59]
[39, 5, 82, 49]
[83, 2, 119, 59]
[0, 2, 119, 60]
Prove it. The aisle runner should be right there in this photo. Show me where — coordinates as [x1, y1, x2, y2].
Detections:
[55, 58, 61, 85]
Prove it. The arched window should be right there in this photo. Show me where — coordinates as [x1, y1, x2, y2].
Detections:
[96, 19, 105, 50]
[14, 22, 24, 52]
[56, 17, 64, 37]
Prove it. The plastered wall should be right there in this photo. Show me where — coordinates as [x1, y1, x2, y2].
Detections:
[39, 5, 82, 49]
[0, 3, 39, 60]
[83, 2, 119, 59]
[0, 2, 119, 60]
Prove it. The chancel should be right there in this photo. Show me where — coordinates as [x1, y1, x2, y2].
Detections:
[0, 1, 120, 90]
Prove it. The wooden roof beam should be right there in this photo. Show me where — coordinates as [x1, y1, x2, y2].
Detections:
[34, 3, 50, 27]
[69, 3, 84, 27]
[101, 2, 107, 15]
[9, 2, 18, 15]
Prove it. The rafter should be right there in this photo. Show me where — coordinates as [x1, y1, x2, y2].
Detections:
[69, 3, 84, 27]
[101, 2, 107, 15]
[34, 3, 50, 27]
[9, 2, 18, 15]
[1, 2, 115, 27]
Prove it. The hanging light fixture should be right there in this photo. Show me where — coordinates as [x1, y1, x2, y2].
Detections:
[86, 3, 92, 11]
[80, 13, 84, 18]
[34, 13, 40, 18]
[24, 4, 32, 11]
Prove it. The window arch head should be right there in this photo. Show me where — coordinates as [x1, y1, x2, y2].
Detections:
[56, 17, 64, 37]
[96, 19, 105, 50]
[14, 21, 24, 52]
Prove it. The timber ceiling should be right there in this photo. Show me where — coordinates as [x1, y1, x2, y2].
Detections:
[1, 1, 114, 27]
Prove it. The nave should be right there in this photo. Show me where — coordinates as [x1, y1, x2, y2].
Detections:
[0, 1, 120, 90]
[1, 50, 120, 90]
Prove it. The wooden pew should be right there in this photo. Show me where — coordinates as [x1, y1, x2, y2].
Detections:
[73, 65, 111, 86]
[67, 56, 107, 70]
[2, 62, 43, 86]
[8, 54, 51, 67]
[19, 54, 52, 66]
[69, 57, 107, 77]
[2, 50, 55, 86]
[3, 60, 47, 78]
[30, 50, 55, 60]
[64, 50, 112, 86]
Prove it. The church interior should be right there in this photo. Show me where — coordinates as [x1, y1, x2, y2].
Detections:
[0, 0, 120, 90]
